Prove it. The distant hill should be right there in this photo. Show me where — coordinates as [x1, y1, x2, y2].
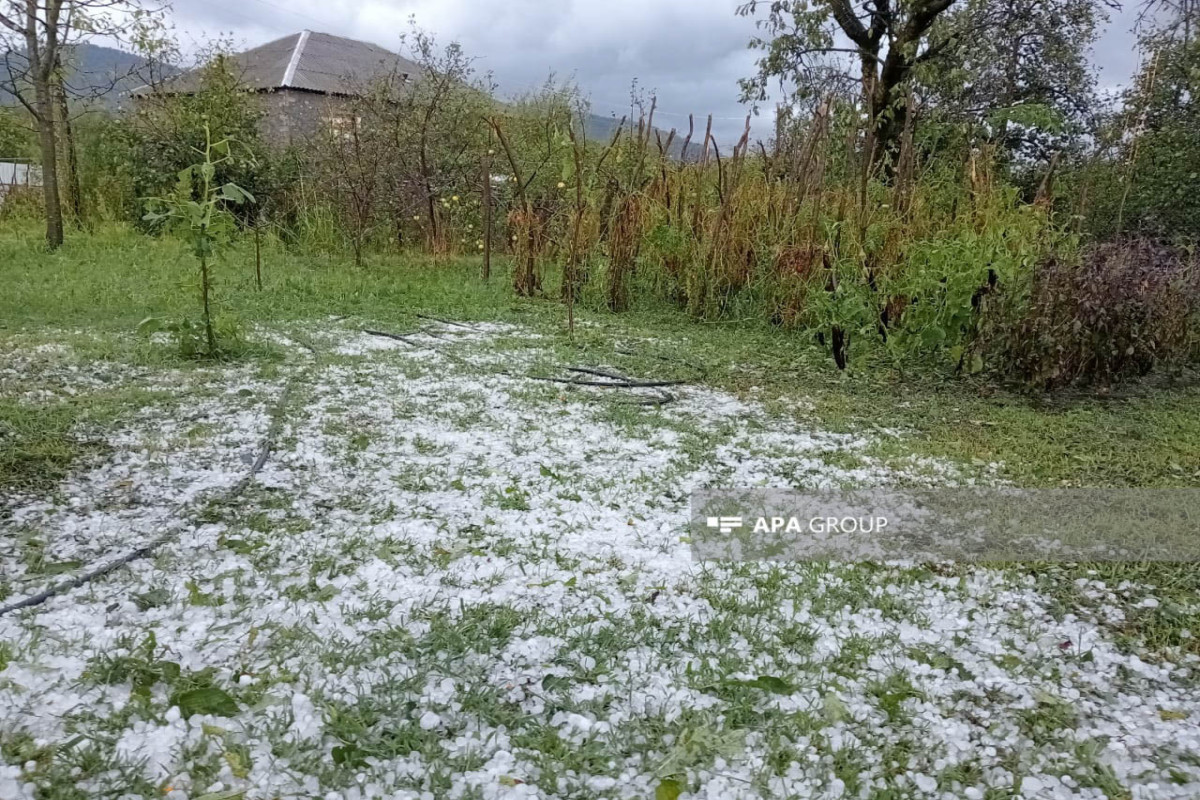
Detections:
[1, 42, 165, 108]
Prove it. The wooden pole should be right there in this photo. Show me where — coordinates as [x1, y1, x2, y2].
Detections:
[566, 119, 585, 336]
[482, 140, 493, 281]
[254, 217, 263, 291]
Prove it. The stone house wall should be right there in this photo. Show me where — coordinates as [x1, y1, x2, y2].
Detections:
[259, 88, 356, 147]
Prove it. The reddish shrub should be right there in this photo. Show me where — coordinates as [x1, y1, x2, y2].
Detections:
[997, 238, 1198, 390]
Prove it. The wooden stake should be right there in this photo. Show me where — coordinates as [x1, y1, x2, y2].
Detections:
[482, 138, 493, 281]
[254, 217, 263, 291]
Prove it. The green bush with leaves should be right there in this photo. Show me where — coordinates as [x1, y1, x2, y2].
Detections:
[0, 107, 36, 159]
[882, 205, 1049, 370]
[125, 54, 268, 229]
[142, 124, 255, 358]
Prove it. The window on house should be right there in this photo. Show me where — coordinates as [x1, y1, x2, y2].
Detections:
[326, 114, 361, 140]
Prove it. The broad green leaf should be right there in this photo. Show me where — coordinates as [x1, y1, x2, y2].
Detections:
[224, 749, 250, 778]
[218, 182, 255, 205]
[711, 675, 794, 694]
[656, 777, 684, 800]
[172, 687, 240, 718]
[541, 674, 571, 692]
[331, 744, 368, 767]
[746, 675, 793, 693]
[822, 691, 850, 723]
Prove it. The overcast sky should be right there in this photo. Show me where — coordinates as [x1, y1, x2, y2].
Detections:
[163, 0, 1145, 143]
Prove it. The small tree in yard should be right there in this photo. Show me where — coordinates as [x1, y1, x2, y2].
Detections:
[127, 52, 267, 222]
[311, 107, 385, 268]
[143, 125, 255, 359]
[352, 24, 494, 255]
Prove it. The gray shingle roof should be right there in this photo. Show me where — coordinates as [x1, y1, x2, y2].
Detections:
[146, 31, 420, 96]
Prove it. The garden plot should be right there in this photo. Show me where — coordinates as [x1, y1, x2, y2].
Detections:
[1, 323, 1199, 800]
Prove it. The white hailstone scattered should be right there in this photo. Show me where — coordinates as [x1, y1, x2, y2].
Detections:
[911, 772, 938, 793]
[0, 766, 33, 800]
[1, 325, 1198, 799]
[289, 693, 323, 742]
[1021, 776, 1046, 796]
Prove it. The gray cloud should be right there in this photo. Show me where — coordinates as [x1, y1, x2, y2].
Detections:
[1093, 1, 1144, 93]
[162, 0, 765, 142]
[163, 0, 1140, 143]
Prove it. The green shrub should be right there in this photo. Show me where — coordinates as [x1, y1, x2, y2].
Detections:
[125, 55, 267, 226]
[0, 186, 44, 222]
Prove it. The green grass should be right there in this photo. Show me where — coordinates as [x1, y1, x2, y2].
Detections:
[3, 220, 1197, 491]
[0, 400, 86, 498]
[0, 387, 174, 503]
[7, 221, 1195, 656]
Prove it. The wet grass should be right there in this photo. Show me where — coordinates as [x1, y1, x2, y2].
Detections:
[7, 221, 1197, 490]
[3, 262, 1199, 797]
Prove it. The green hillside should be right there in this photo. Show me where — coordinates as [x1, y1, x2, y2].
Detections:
[1, 42, 160, 108]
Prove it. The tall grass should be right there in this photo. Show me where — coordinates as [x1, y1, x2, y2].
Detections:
[14, 83, 1192, 387]
[507, 105, 1063, 374]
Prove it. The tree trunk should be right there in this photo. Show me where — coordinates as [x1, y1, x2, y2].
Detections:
[831, 326, 849, 370]
[419, 129, 438, 252]
[34, 79, 64, 249]
[832, 0, 954, 175]
[53, 61, 81, 223]
[865, 67, 911, 177]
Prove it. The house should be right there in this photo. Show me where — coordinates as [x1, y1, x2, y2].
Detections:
[0, 159, 41, 203]
[136, 31, 421, 146]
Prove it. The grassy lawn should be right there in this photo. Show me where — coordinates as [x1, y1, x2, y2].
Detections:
[3, 221, 1198, 491]
[3, 223, 1200, 799]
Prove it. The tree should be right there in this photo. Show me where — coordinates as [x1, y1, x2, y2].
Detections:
[312, 105, 385, 267]
[126, 51, 266, 208]
[1096, 0, 1200, 238]
[143, 124, 255, 358]
[485, 81, 578, 297]
[738, 0, 959, 168]
[0, 105, 35, 156]
[358, 23, 494, 254]
[919, 0, 1110, 162]
[0, 0, 158, 247]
